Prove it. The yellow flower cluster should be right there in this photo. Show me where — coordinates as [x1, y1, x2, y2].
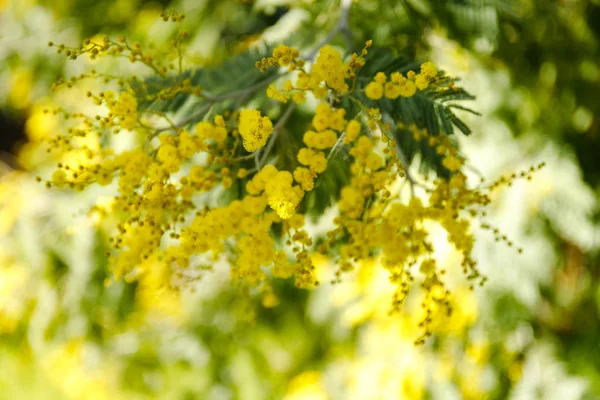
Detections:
[292, 102, 353, 191]
[238, 109, 274, 152]
[247, 165, 304, 220]
[263, 44, 366, 103]
[399, 121, 465, 172]
[365, 61, 440, 100]
[303, 130, 337, 149]
[37, 30, 522, 341]
[166, 165, 317, 289]
[196, 118, 227, 143]
[255, 44, 303, 72]
[105, 90, 138, 130]
[344, 120, 361, 144]
[311, 45, 350, 94]
[307, 110, 495, 340]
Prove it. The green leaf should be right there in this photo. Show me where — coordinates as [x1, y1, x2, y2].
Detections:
[447, 103, 481, 115]
[133, 47, 277, 115]
[303, 154, 351, 217]
[351, 47, 477, 175]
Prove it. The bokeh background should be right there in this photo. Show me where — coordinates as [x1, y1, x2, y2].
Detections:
[1, 0, 599, 399]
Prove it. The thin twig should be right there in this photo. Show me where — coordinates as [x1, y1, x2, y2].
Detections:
[327, 132, 346, 160]
[463, 162, 486, 189]
[202, 73, 283, 103]
[232, 153, 256, 162]
[151, 73, 283, 134]
[395, 141, 416, 197]
[152, 102, 213, 134]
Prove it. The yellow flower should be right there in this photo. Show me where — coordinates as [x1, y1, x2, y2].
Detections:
[420, 61, 438, 79]
[52, 169, 67, 184]
[414, 73, 429, 90]
[292, 91, 306, 104]
[312, 45, 349, 94]
[272, 250, 295, 278]
[178, 130, 201, 158]
[284, 371, 328, 400]
[339, 187, 364, 219]
[212, 126, 227, 142]
[241, 195, 268, 215]
[246, 165, 278, 195]
[272, 44, 299, 66]
[266, 84, 290, 103]
[195, 121, 227, 142]
[384, 82, 401, 99]
[265, 171, 304, 219]
[107, 91, 138, 130]
[391, 71, 405, 84]
[374, 72, 387, 84]
[303, 130, 337, 149]
[293, 167, 316, 191]
[214, 114, 225, 126]
[349, 136, 374, 163]
[222, 176, 233, 188]
[189, 165, 205, 182]
[238, 109, 274, 152]
[420, 259, 436, 276]
[237, 233, 275, 283]
[442, 155, 462, 171]
[344, 120, 361, 143]
[365, 153, 383, 170]
[288, 214, 305, 229]
[450, 173, 466, 189]
[237, 168, 249, 179]
[312, 86, 328, 99]
[297, 148, 327, 173]
[283, 80, 294, 91]
[268, 186, 304, 220]
[156, 144, 180, 173]
[365, 81, 384, 100]
[398, 79, 417, 97]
